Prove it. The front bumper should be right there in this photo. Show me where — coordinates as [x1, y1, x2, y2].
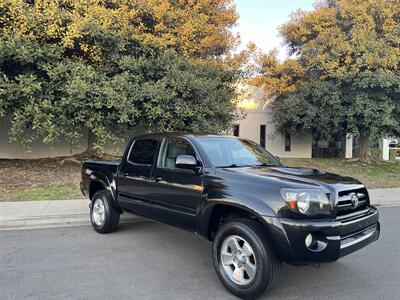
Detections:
[264, 207, 380, 263]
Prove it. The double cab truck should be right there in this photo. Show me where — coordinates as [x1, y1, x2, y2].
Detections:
[80, 133, 380, 299]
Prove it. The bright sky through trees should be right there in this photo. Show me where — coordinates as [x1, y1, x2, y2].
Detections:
[234, 0, 314, 59]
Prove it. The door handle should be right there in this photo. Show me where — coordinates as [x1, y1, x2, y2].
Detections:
[154, 177, 163, 182]
[120, 172, 129, 177]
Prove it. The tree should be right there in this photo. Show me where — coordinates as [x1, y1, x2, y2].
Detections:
[0, 0, 241, 155]
[256, 0, 400, 161]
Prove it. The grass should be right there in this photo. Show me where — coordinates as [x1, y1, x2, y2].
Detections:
[282, 158, 400, 189]
[0, 158, 84, 202]
[6, 185, 82, 201]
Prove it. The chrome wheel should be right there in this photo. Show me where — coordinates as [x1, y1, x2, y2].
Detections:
[220, 235, 257, 285]
[92, 198, 105, 226]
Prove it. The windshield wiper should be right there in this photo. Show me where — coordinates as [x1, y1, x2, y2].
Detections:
[254, 162, 279, 167]
[216, 164, 251, 168]
[217, 162, 280, 168]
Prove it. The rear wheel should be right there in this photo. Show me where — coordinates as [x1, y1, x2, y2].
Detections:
[212, 219, 281, 299]
[90, 190, 120, 233]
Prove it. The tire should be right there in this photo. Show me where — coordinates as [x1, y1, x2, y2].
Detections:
[90, 190, 120, 234]
[212, 218, 281, 299]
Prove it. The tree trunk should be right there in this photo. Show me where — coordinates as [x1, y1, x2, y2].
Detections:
[359, 132, 372, 163]
[83, 129, 100, 158]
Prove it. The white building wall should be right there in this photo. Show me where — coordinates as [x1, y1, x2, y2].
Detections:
[380, 138, 391, 161]
[345, 133, 354, 159]
[0, 120, 147, 159]
[236, 111, 312, 159]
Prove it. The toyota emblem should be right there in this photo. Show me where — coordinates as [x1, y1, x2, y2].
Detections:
[351, 193, 359, 208]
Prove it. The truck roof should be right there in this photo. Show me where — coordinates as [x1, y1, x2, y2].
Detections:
[133, 132, 239, 140]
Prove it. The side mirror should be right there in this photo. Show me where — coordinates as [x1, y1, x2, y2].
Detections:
[175, 155, 199, 170]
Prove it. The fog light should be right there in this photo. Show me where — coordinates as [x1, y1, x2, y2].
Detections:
[305, 233, 316, 248]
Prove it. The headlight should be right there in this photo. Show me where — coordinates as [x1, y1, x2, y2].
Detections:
[281, 188, 331, 215]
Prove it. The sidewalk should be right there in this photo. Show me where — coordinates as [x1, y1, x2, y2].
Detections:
[0, 199, 138, 230]
[368, 188, 400, 207]
[0, 188, 398, 230]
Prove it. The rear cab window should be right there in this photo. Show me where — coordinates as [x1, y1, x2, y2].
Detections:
[128, 139, 159, 165]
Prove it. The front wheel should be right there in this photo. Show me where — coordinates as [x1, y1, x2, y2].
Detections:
[90, 190, 120, 234]
[212, 219, 281, 299]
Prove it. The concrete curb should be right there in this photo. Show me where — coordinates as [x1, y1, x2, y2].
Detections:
[0, 214, 141, 231]
[0, 188, 398, 230]
[0, 214, 89, 230]
[368, 188, 400, 207]
[0, 199, 138, 230]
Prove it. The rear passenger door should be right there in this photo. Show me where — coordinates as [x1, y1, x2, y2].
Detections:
[117, 138, 159, 216]
[148, 138, 203, 231]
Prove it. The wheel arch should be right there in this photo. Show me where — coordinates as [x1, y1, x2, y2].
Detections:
[200, 201, 295, 262]
[89, 180, 107, 200]
[200, 202, 272, 241]
[88, 173, 115, 202]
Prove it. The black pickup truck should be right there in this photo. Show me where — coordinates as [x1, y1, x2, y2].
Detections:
[81, 133, 380, 299]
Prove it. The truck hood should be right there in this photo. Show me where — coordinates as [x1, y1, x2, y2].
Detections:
[223, 166, 363, 190]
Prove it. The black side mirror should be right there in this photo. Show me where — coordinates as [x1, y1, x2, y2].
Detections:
[175, 155, 199, 171]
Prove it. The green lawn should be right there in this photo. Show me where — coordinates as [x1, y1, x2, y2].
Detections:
[0, 158, 83, 202]
[2, 185, 82, 201]
[282, 158, 400, 189]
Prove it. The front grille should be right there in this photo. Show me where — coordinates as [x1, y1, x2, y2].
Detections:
[336, 187, 369, 217]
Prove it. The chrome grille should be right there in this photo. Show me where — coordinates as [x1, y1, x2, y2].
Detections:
[336, 188, 369, 216]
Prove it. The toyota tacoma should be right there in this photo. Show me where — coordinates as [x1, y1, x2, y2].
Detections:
[80, 133, 380, 299]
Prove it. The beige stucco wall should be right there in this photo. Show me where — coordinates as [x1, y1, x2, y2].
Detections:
[0, 120, 148, 159]
[0, 120, 89, 159]
[1, 107, 311, 159]
[236, 111, 312, 158]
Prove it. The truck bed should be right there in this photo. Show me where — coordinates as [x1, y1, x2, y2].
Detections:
[84, 159, 121, 165]
[83, 160, 120, 175]
[81, 160, 121, 199]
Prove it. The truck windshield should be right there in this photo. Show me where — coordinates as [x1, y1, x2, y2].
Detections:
[194, 137, 282, 168]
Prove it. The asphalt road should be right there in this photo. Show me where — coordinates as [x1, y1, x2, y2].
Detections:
[1, 206, 399, 300]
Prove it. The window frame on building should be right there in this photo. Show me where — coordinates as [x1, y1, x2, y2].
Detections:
[233, 124, 240, 137]
[285, 132, 291, 152]
[260, 124, 266, 148]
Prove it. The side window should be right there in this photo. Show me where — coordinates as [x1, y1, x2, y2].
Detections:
[128, 139, 158, 165]
[159, 139, 196, 168]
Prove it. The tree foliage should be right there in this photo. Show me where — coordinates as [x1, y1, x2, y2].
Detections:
[256, 0, 400, 160]
[0, 0, 241, 154]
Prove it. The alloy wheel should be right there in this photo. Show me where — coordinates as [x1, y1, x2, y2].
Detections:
[220, 235, 257, 285]
[92, 198, 106, 226]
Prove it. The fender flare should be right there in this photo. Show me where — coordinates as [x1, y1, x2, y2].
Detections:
[88, 172, 117, 202]
[199, 200, 295, 261]
[199, 199, 275, 239]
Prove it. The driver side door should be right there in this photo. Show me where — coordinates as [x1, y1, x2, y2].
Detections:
[148, 138, 203, 231]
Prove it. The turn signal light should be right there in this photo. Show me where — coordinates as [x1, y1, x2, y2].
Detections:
[288, 200, 296, 209]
